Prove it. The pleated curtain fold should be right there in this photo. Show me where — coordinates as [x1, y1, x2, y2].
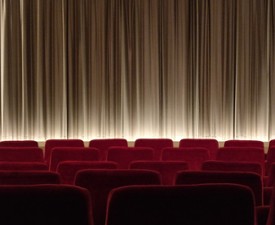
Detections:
[0, 0, 274, 141]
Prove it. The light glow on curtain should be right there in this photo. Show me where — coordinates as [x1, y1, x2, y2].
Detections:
[0, 0, 274, 141]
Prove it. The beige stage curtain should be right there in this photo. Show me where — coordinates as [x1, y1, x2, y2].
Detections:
[0, 0, 274, 141]
[0, 0, 67, 140]
[269, 0, 275, 139]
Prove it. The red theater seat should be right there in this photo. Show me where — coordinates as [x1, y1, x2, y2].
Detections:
[224, 139, 264, 149]
[105, 184, 255, 225]
[0, 171, 60, 185]
[175, 171, 263, 206]
[202, 160, 263, 176]
[89, 138, 128, 160]
[44, 139, 84, 164]
[0, 162, 48, 170]
[130, 161, 188, 185]
[179, 138, 219, 159]
[161, 147, 210, 170]
[266, 139, 275, 165]
[49, 147, 99, 171]
[268, 139, 275, 148]
[134, 138, 173, 160]
[57, 161, 118, 184]
[107, 147, 154, 169]
[257, 206, 270, 225]
[263, 187, 273, 205]
[75, 169, 161, 225]
[0, 140, 38, 147]
[216, 147, 265, 168]
[0, 185, 93, 225]
[0, 147, 44, 162]
[266, 147, 275, 175]
[265, 185, 275, 225]
[202, 160, 267, 203]
[265, 163, 275, 186]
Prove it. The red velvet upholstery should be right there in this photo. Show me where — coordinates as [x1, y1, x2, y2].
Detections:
[89, 139, 128, 160]
[0, 184, 93, 225]
[266, 147, 275, 175]
[265, 185, 275, 225]
[106, 184, 255, 225]
[264, 187, 273, 205]
[202, 160, 263, 176]
[266, 163, 275, 186]
[0, 147, 43, 162]
[0, 140, 38, 147]
[269, 139, 275, 148]
[216, 147, 265, 170]
[44, 139, 84, 164]
[57, 161, 118, 184]
[130, 161, 188, 185]
[179, 138, 219, 159]
[175, 171, 263, 206]
[0, 162, 48, 170]
[224, 139, 264, 149]
[0, 171, 60, 184]
[75, 169, 161, 225]
[107, 147, 154, 169]
[134, 138, 173, 160]
[49, 147, 99, 171]
[257, 206, 270, 225]
[161, 147, 210, 170]
[268, 139, 275, 163]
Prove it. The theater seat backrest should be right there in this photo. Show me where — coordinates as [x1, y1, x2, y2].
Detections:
[106, 184, 255, 225]
[49, 147, 99, 171]
[75, 169, 161, 225]
[0, 147, 44, 162]
[0, 184, 93, 225]
[130, 161, 188, 185]
[175, 171, 263, 206]
[134, 138, 173, 160]
[44, 139, 84, 164]
[0, 140, 38, 147]
[89, 139, 128, 160]
[179, 138, 218, 160]
[107, 147, 154, 169]
[0, 171, 60, 185]
[57, 161, 118, 184]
